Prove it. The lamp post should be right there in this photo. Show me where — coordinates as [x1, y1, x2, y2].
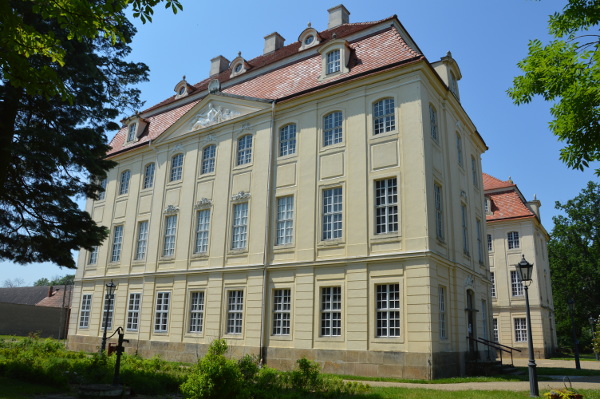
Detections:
[515, 255, 539, 397]
[567, 298, 581, 369]
[589, 316, 599, 361]
[100, 280, 117, 353]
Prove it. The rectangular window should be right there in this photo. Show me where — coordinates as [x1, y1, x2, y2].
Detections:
[456, 133, 463, 166]
[439, 286, 447, 339]
[514, 317, 527, 342]
[493, 318, 499, 342]
[487, 234, 493, 252]
[471, 156, 479, 187]
[323, 111, 343, 146]
[88, 246, 98, 265]
[189, 291, 205, 333]
[476, 219, 483, 263]
[272, 289, 291, 335]
[434, 183, 444, 240]
[232, 203, 248, 250]
[429, 104, 438, 141]
[373, 98, 395, 135]
[127, 123, 137, 142]
[143, 163, 155, 189]
[102, 293, 114, 329]
[127, 293, 141, 331]
[511, 270, 524, 296]
[461, 204, 469, 255]
[201, 145, 216, 174]
[119, 170, 130, 195]
[79, 294, 92, 328]
[154, 292, 170, 332]
[276, 196, 294, 245]
[170, 154, 183, 181]
[481, 299, 488, 340]
[326, 49, 340, 74]
[376, 283, 400, 337]
[375, 178, 398, 234]
[110, 225, 123, 263]
[322, 187, 342, 240]
[508, 231, 520, 250]
[135, 221, 149, 260]
[279, 124, 296, 157]
[227, 290, 244, 335]
[237, 135, 252, 166]
[98, 179, 107, 200]
[163, 215, 177, 257]
[194, 210, 211, 254]
[321, 287, 342, 337]
[491, 272, 496, 298]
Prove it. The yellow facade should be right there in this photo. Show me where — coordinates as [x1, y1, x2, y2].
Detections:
[68, 6, 491, 379]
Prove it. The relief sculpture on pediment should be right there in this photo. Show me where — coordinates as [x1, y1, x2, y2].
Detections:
[191, 102, 240, 131]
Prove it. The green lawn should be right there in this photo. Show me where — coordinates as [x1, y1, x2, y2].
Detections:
[0, 376, 68, 399]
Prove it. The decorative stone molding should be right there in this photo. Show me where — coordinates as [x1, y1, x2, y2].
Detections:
[231, 191, 251, 201]
[465, 275, 474, 289]
[194, 198, 212, 209]
[240, 122, 251, 133]
[190, 102, 240, 131]
[163, 205, 179, 214]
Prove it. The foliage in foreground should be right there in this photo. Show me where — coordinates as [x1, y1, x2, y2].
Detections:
[180, 339, 369, 399]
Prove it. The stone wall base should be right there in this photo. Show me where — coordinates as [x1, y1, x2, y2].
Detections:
[68, 335, 465, 380]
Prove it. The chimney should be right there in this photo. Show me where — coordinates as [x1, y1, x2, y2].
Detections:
[210, 55, 230, 76]
[328, 4, 350, 29]
[263, 32, 285, 54]
[48, 286, 53, 297]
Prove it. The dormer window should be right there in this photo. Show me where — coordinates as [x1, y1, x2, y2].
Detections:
[304, 35, 314, 45]
[127, 122, 137, 142]
[298, 24, 321, 51]
[174, 76, 193, 99]
[318, 39, 350, 80]
[230, 53, 248, 78]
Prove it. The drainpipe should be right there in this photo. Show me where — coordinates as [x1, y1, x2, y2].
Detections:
[259, 100, 276, 365]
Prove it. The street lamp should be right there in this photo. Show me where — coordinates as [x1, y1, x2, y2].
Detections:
[589, 316, 599, 361]
[515, 255, 539, 397]
[100, 280, 117, 353]
[567, 298, 581, 369]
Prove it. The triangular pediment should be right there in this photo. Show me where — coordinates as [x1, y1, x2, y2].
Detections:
[156, 94, 270, 143]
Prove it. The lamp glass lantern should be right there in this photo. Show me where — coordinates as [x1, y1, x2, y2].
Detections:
[516, 255, 534, 283]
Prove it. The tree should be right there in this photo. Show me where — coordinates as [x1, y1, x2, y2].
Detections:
[548, 181, 600, 349]
[0, 0, 181, 269]
[2, 278, 25, 288]
[33, 275, 75, 286]
[508, 0, 600, 175]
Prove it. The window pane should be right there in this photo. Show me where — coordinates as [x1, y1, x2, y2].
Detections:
[276, 196, 294, 245]
[154, 292, 170, 332]
[375, 178, 398, 234]
[135, 221, 149, 260]
[376, 284, 400, 337]
[272, 289, 291, 335]
[189, 292, 205, 333]
[227, 290, 244, 334]
[373, 98, 395, 135]
[279, 124, 296, 157]
[119, 170, 130, 195]
[170, 154, 184, 181]
[322, 188, 342, 240]
[237, 135, 252, 165]
[143, 163, 155, 189]
[127, 293, 141, 331]
[321, 286, 342, 336]
[79, 294, 92, 328]
[324, 111, 343, 146]
[163, 215, 177, 257]
[195, 210, 211, 253]
[232, 203, 248, 249]
[201, 145, 216, 174]
[326, 50, 340, 74]
[111, 225, 123, 262]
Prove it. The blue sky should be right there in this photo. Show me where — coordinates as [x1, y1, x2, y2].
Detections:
[2, 0, 598, 285]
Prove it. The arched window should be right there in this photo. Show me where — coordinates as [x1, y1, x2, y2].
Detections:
[279, 124, 296, 157]
[373, 98, 395, 135]
[237, 135, 252, 166]
[323, 111, 343, 146]
[170, 153, 184, 181]
[201, 145, 216, 174]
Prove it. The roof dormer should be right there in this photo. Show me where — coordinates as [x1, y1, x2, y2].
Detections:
[230, 52, 250, 78]
[123, 115, 147, 144]
[317, 37, 351, 80]
[432, 51, 462, 101]
[298, 23, 322, 51]
[174, 76, 195, 99]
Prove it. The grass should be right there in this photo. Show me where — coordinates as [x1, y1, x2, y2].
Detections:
[330, 373, 527, 384]
[0, 376, 68, 399]
[533, 367, 600, 376]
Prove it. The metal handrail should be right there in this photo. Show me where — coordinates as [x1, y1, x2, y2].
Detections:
[467, 336, 521, 367]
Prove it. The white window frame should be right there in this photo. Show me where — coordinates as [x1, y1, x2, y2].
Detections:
[162, 215, 177, 257]
[143, 163, 155, 189]
[170, 153, 184, 182]
[320, 286, 342, 337]
[493, 318, 499, 342]
[326, 49, 341, 74]
[134, 221, 149, 260]
[375, 178, 398, 234]
[471, 156, 479, 187]
[189, 291, 205, 333]
[376, 283, 400, 338]
[226, 290, 244, 335]
[88, 246, 98, 265]
[487, 234, 493, 252]
[118, 170, 130, 195]
[429, 104, 438, 142]
[439, 286, 447, 339]
[232, 202, 248, 250]
[461, 203, 469, 256]
[456, 133, 463, 167]
[476, 219, 483, 263]
[322, 187, 343, 240]
[434, 183, 444, 241]
[194, 209, 211, 254]
[154, 292, 170, 333]
[491, 272, 496, 298]
[514, 317, 527, 342]
[276, 196, 294, 246]
[127, 122, 137, 142]
[272, 289, 291, 336]
[201, 145, 216, 174]
[279, 124, 296, 157]
[511, 270, 524, 296]
[79, 294, 92, 328]
[323, 111, 343, 146]
[237, 135, 252, 166]
[97, 179, 107, 200]
[110, 225, 123, 263]
[373, 98, 396, 135]
[508, 231, 520, 250]
[127, 293, 141, 332]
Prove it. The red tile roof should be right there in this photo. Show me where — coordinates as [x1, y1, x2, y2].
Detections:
[107, 16, 424, 157]
[483, 173, 535, 222]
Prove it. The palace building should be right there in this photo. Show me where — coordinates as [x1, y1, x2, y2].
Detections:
[484, 174, 556, 358]
[67, 5, 492, 378]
